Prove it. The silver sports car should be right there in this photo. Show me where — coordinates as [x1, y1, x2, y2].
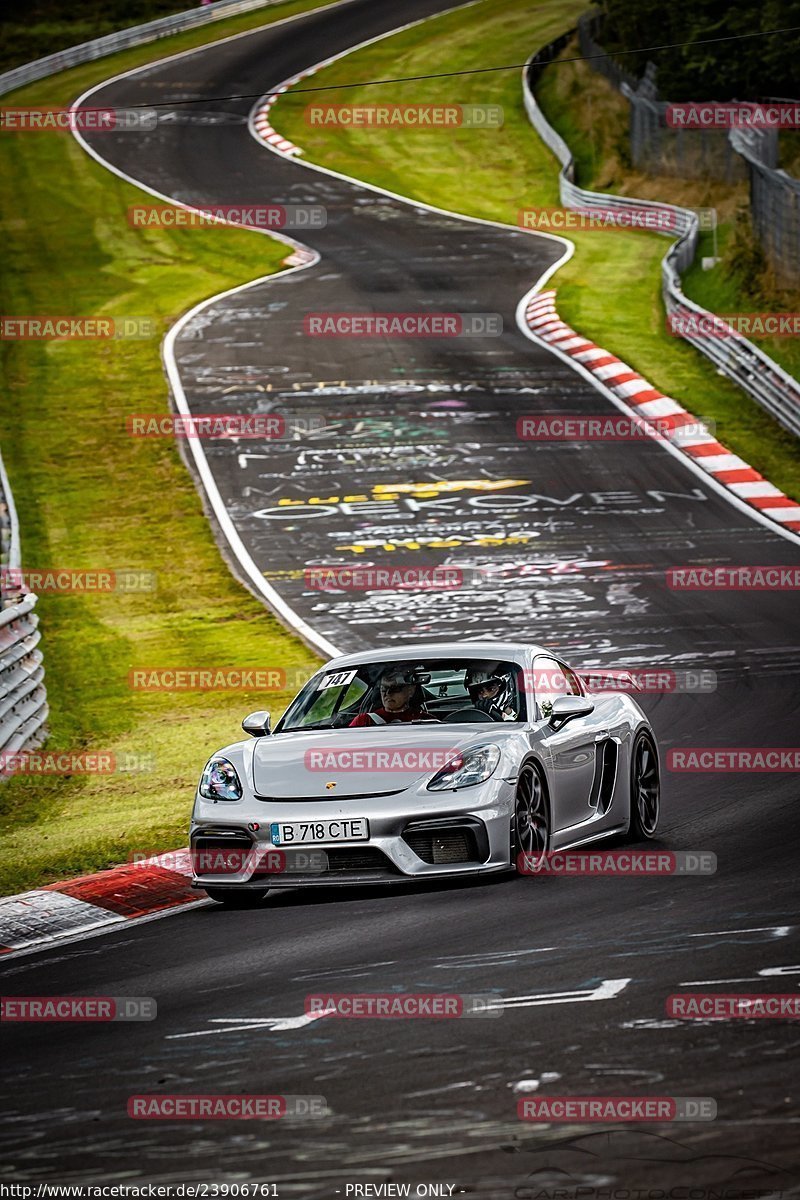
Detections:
[190, 641, 661, 905]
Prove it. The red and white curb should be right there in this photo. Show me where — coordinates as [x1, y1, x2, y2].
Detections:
[0, 850, 199, 955]
[525, 291, 800, 534]
[251, 66, 317, 156]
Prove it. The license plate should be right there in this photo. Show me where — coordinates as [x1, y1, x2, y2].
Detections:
[270, 819, 369, 845]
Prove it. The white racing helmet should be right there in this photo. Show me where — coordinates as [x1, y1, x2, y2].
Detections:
[465, 666, 515, 713]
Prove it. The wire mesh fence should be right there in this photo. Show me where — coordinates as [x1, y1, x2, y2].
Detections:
[576, 15, 798, 287]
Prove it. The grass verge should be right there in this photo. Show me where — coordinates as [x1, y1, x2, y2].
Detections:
[275, 0, 800, 500]
[0, 0, 338, 896]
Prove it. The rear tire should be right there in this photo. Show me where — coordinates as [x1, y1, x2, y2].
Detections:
[513, 763, 550, 873]
[625, 731, 660, 840]
[203, 887, 269, 908]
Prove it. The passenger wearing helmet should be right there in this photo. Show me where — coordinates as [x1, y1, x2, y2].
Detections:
[349, 667, 425, 726]
[465, 667, 516, 721]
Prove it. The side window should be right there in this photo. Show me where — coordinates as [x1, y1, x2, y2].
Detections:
[532, 656, 581, 720]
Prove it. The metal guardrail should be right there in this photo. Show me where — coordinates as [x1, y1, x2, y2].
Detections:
[0, 0, 291, 98]
[0, 451, 48, 762]
[0, 596, 48, 759]
[523, 41, 800, 439]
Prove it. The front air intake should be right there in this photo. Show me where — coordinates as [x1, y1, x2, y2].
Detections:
[402, 816, 488, 864]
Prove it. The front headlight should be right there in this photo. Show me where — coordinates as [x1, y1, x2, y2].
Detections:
[427, 745, 501, 791]
[198, 756, 242, 802]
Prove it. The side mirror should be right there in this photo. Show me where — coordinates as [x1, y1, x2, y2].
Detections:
[548, 695, 594, 729]
[242, 710, 271, 737]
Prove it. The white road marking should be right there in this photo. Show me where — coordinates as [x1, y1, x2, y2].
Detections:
[167, 1010, 329, 1039]
[680, 964, 800, 985]
[487, 978, 631, 1009]
[687, 926, 792, 938]
[166, 980, 630, 1037]
[511, 1072, 561, 1094]
[431, 946, 558, 969]
[622, 1018, 691, 1029]
[679, 977, 766, 986]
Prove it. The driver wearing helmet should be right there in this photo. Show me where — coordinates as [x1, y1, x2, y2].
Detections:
[465, 667, 516, 721]
[349, 666, 425, 726]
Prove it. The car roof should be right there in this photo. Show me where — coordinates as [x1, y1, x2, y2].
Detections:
[320, 642, 553, 670]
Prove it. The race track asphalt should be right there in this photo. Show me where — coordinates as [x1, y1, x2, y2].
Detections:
[2, 0, 799, 1191]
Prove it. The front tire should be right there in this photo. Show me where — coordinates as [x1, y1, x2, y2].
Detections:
[513, 763, 550, 873]
[203, 887, 269, 908]
[626, 731, 660, 840]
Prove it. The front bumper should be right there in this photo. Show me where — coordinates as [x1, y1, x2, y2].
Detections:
[190, 777, 515, 889]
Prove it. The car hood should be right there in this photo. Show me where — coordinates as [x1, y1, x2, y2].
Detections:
[252, 725, 513, 798]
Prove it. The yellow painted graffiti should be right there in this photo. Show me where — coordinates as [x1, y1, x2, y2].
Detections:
[372, 479, 528, 497]
[335, 535, 538, 553]
[275, 479, 529, 506]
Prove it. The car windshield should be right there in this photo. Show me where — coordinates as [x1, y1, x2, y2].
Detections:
[278, 658, 526, 731]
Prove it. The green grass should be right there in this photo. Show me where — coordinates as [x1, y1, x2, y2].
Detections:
[0, 0, 341, 896]
[275, 0, 800, 500]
